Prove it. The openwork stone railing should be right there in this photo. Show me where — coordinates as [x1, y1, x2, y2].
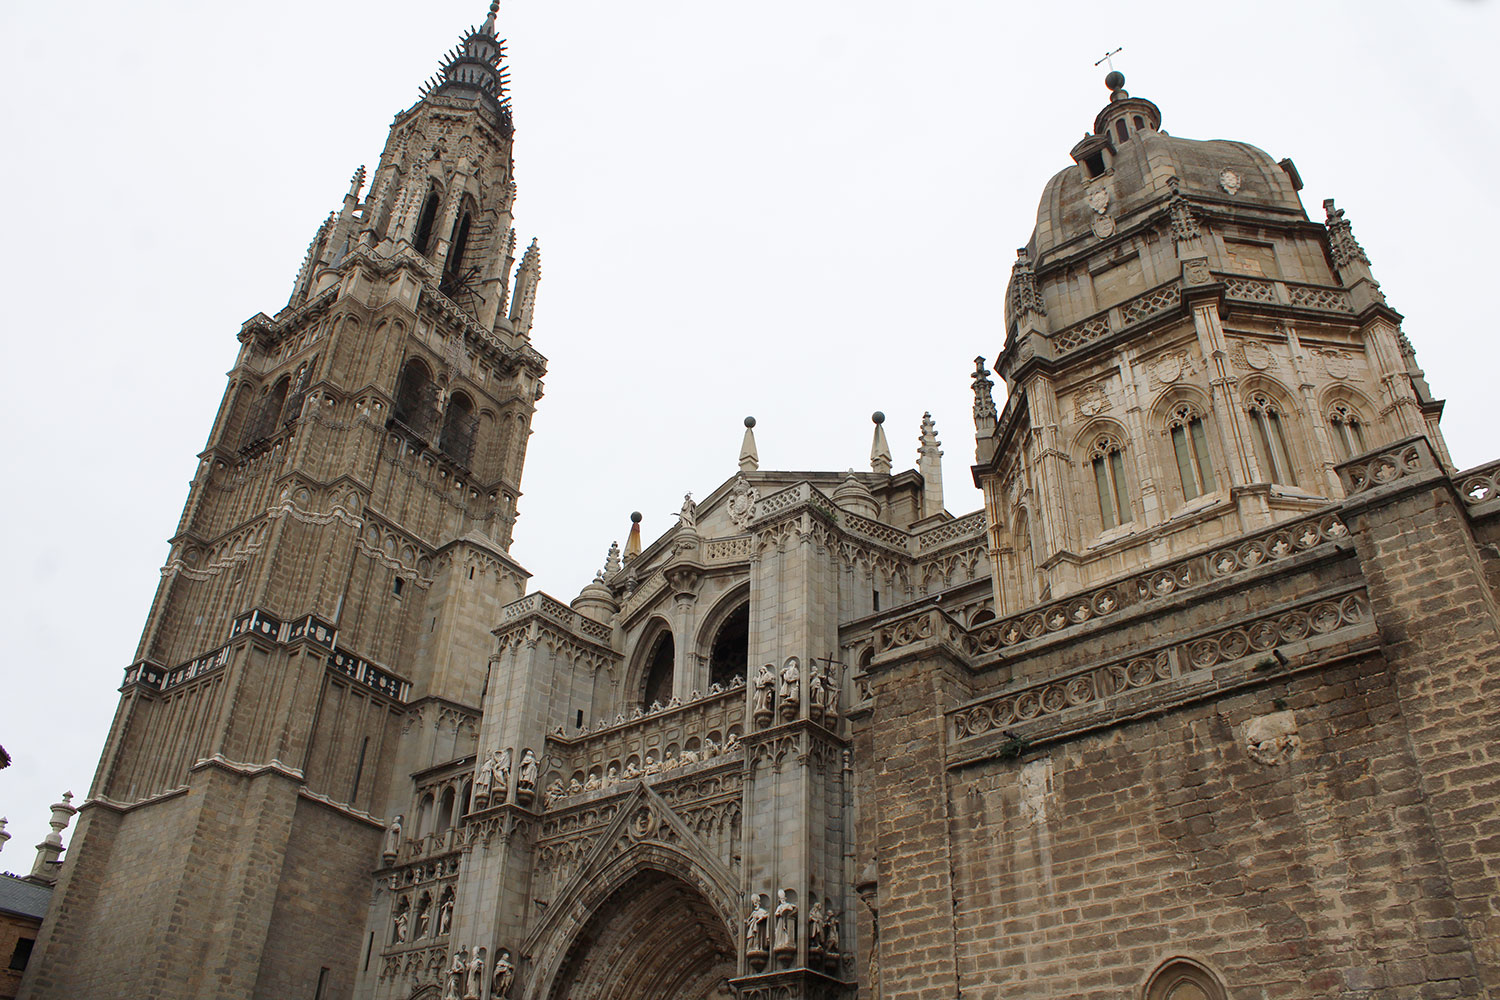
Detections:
[963, 512, 1349, 658]
[750, 483, 987, 557]
[500, 591, 613, 644]
[1049, 279, 1183, 356]
[1221, 273, 1354, 314]
[1459, 459, 1500, 509]
[950, 590, 1369, 742]
[1336, 437, 1438, 496]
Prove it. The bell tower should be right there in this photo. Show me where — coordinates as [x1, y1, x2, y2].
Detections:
[21, 6, 546, 999]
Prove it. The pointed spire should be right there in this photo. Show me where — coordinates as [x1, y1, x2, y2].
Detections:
[739, 416, 759, 472]
[483, 0, 500, 33]
[509, 238, 542, 337]
[918, 412, 944, 519]
[346, 165, 367, 201]
[1008, 248, 1046, 318]
[419, 2, 514, 134]
[869, 411, 892, 475]
[1323, 198, 1370, 269]
[624, 512, 643, 563]
[605, 540, 622, 576]
[972, 357, 997, 434]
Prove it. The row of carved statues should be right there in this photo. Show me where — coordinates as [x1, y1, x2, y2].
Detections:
[473, 746, 539, 808]
[744, 889, 843, 972]
[753, 657, 842, 729]
[441, 945, 516, 999]
[552, 675, 748, 737]
[391, 887, 454, 943]
[543, 732, 744, 806]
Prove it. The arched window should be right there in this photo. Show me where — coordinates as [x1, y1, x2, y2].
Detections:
[1116, 119, 1129, 143]
[1144, 958, 1227, 1000]
[413, 188, 442, 256]
[436, 786, 455, 832]
[243, 375, 291, 450]
[1089, 434, 1132, 529]
[1327, 402, 1368, 459]
[1246, 391, 1297, 485]
[393, 358, 438, 440]
[1133, 114, 1146, 130]
[708, 602, 749, 690]
[442, 198, 476, 292]
[415, 792, 434, 838]
[1166, 404, 1216, 501]
[440, 391, 477, 467]
[642, 630, 675, 708]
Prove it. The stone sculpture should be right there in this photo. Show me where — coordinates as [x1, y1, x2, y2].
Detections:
[753, 664, 776, 727]
[745, 893, 770, 970]
[437, 895, 454, 937]
[383, 814, 404, 862]
[494, 747, 512, 805]
[808, 661, 826, 722]
[808, 897, 825, 952]
[515, 749, 537, 804]
[773, 889, 797, 962]
[474, 751, 495, 806]
[444, 948, 467, 1000]
[466, 947, 485, 999]
[491, 949, 515, 998]
[393, 907, 409, 944]
[779, 657, 801, 722]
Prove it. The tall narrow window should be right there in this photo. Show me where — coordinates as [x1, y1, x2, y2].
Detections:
[443, 203, 474, 291]
[1089, 435, 1131, 530]
[642, 629, 675, 708]
[1246, 392, 1297, 484]
[393, 358, 438, 440]
[1327, 402, 1368, 459]
[413, 189, 442, 256]
[439, 391, 477, 467]
[1167, 404, 1217, 501]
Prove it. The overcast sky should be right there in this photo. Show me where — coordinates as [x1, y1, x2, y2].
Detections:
[1, 0, 1495, 860]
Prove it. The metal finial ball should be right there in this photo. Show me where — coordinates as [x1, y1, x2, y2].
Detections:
[630, 511, 642, 524]
[744, 416, 756, 428]
[1105, 70, 1125, 92]
[872, 411, 886, 425]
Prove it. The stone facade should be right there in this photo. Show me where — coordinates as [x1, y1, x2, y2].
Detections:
[20, 11, 1500, 1000]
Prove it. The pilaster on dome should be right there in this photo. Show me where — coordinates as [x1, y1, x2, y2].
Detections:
[418, 1, 514, 133]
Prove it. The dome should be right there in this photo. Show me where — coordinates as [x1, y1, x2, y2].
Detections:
[572, 572, 618, 623]
[832, 470, 880, 519]
[1029, 132, 1303, 262]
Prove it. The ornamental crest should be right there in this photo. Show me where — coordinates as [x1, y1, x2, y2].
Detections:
[1219, 168, 1242, 195]
[1086, 188, 1110, 215]
[1319, 348, 1355, 381]
[726, 476, 761, 530]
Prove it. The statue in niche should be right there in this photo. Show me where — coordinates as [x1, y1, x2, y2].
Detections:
[753, 664, 776, 726]
[414, 895, 431, 939]
[808, 897, 825, 953]
[702, 737, 719, 758]
[725, 732, 742, 753]
[808, 661, 826, 722]
[606, 763, 619, 784]
[584, 772, 601, 791]
[568, 777, 583, 794]
[779, 657, 801, 722]
[465, 947, 485, 1000]
[744, 892, 770, 968]
[644, 752, 660, 776]
[474, 752, 495, 806]
[393, 906, 410, 944]
[773, 889, 797, 959]
[491, 949, 515, 998]
[494, 748, 512, 805]
[544, 779, 564, 807]
[444, 948, 467, 1000]
[383, 814, 404, 861]
[515, 749, 537, 804]
[624, 759, 641, 779]
[825, 910, 841, 963]
[437, 895, 454, 936]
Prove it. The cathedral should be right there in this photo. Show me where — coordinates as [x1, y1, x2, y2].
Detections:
[20, 5, 1500, 1000]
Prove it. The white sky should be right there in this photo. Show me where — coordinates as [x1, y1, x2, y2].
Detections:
[1, 0, 1496, 861]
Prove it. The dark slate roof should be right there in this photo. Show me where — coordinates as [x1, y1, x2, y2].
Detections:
[0, 873, 52, 920]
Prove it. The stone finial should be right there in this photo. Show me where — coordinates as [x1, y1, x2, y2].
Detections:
[869, 412, 892, 475]
[509, 238, 542, 335]
[624, 512, 643, 562]
[739, 416, 760, 472]
[0, 817, 9, 855]
[1008, 248, 1046, 319]
[1166, 176, 1201, 241]
[918, 412, 944, 519]
[972, 357, 997, 430]
[1323, 198, 1371, 269]
[30, 791, 76, 882]
[347, 165, 367, 201]
[604, 540, 622, 576]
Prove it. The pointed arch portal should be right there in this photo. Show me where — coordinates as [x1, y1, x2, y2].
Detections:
[544, 868, 734, 1000]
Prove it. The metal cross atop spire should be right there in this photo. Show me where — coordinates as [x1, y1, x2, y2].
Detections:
[1094, 47, 1123, 71]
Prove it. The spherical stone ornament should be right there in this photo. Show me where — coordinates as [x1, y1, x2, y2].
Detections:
[1104, 70, 1125, 92]
[630, 511, 642, 523]
[872, 411, 885, 425]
